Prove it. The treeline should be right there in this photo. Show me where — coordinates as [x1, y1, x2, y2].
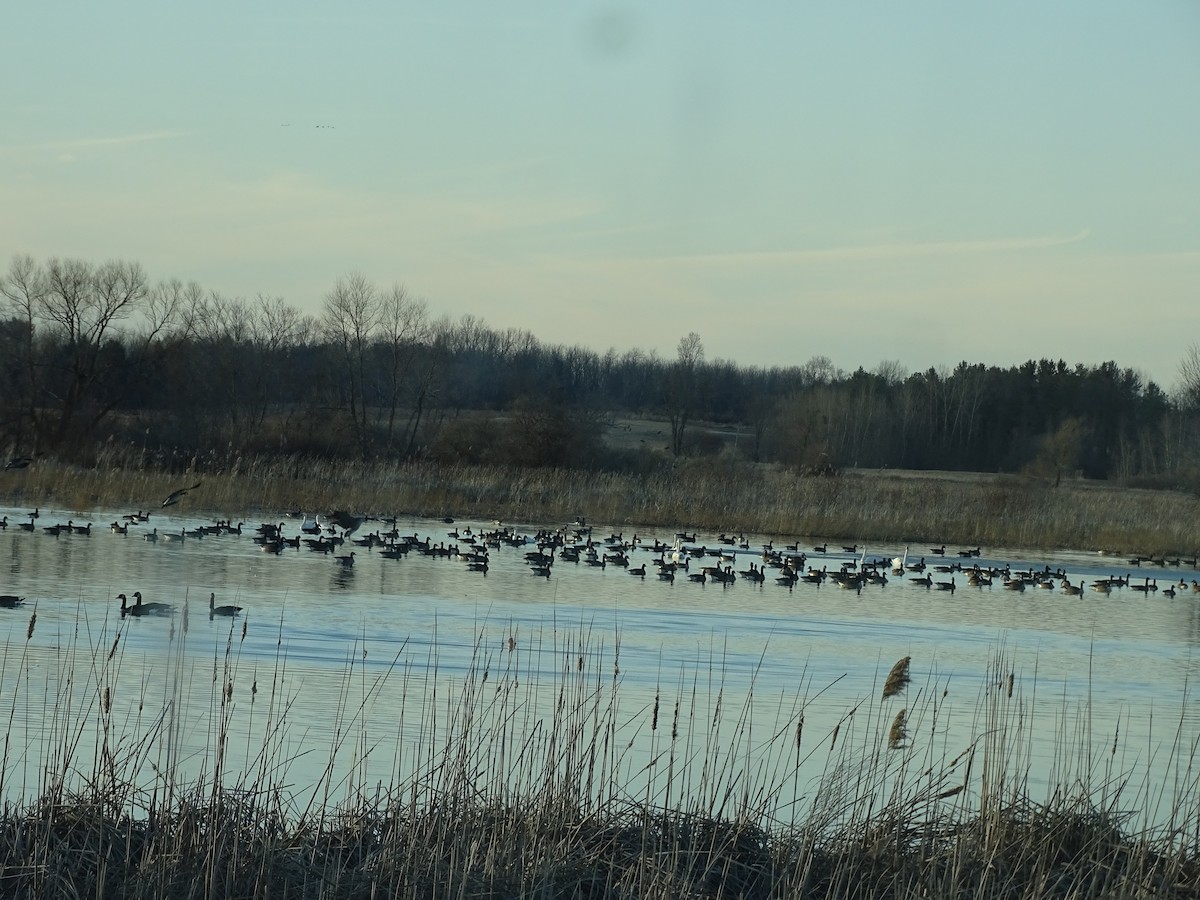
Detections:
[2, 254, 1197, 483]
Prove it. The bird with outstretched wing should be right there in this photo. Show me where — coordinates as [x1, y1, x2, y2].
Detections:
[162, 482, 202, 508]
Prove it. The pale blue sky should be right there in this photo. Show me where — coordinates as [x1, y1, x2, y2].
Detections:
[4, 2, 1198, 388]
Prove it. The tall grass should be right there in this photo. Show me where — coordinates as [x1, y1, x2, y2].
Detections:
[4, 454, 1199, 555]
[2, 605, 1200, 897]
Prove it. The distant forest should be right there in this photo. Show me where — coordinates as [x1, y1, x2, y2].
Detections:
[3, 255, 1199, 486]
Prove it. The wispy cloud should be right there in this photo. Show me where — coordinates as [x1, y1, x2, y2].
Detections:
[41, 131, 190, 153]
[652, 229, 1092, 267]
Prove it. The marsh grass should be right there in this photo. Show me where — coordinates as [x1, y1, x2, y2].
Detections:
[5, 455, 1200, 556]
[1, 609, 1200, 898]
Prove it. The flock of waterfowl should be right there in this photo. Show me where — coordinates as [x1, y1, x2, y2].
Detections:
[3, 502, 1199, 617]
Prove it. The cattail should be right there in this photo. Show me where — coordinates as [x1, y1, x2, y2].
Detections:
[251, 679, 258, 697]
[27, 611, 36, 640]
[795, 713, 804, 749]
[830, 722, 841, 751]
[242, 619, 248, 642]
[226, 681, 233, 702]
[888, 708, 908, 750]
[103, 686, 111, 715]
[507, 635, 516, 652]
[108, 634, 120, 661]
[936, 785, 964, 800]
[882, 656, 911, 699]
[1006, 672, 1014, 698]
[651, 692, 660, 731]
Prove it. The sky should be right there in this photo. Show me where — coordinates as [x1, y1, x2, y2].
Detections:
[3, 2, 1199, 390]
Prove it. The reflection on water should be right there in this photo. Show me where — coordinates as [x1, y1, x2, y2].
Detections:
[2, 503, 1199, 823]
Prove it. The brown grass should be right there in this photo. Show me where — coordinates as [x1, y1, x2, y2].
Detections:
[3, 453, 1200, 556]
[0, 601, 1199, 898]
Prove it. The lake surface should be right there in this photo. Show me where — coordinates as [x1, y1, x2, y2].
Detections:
[2, 501, 1199, 827]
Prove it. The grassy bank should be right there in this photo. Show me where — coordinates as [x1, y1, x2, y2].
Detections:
[1, 607, 1199, 899]
[3, 455, 1199, 556]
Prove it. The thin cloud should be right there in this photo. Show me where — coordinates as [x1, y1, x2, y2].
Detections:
[40, 131, 190, 152]
[653, 229, 1092, 267]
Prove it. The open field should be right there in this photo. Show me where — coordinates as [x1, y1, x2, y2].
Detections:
[2, 455, 1198, 557]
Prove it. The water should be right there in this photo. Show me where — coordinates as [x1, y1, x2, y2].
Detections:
[2, 503, 1199, 825]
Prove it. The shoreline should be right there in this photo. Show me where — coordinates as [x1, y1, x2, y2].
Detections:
[2, 456, 1198, 557]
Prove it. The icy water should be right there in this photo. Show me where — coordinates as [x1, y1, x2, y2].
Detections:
[2, 502, 1199, 825]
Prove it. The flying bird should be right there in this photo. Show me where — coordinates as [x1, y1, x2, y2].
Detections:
[328, 510, 366, 536]
[4, 457, 32, 470]
[162, 482, 202, 508]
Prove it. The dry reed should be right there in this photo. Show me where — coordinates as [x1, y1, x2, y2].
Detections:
[0, 612, 1198, 898]
[4, 455, 1200, 556]
[882, 656, 911, 700]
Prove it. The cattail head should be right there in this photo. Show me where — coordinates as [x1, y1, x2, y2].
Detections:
[1006, 672, 1014, 698]
[27, 612, 36, 641]
[103, 686, 111, 715]
[888, 708, 908, 750]
[882, 656, 912, 699]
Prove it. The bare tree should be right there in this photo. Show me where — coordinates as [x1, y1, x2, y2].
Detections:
[377, 284, 429, 448]
[1179, 343, 1200, 411]
[0, 255, 176, 453]
[322, 273, 380, 456]
[666, 331, 704, 457]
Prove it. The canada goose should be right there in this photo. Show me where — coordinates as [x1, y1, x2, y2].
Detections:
[1163, 585, 1177, 598]
[812, 543, 827, 553]
[842, 544, 858, 554]
[209, 592, 243, 617]
[144, 528, 159, 543]
[930, 545, 946, 555]
[111, 521, 128, 535]
[0, 595, 24, 609]
[334, 551, 356, 567]
[910, 573, 933, 588]
[628, 564, 646, 577]
[1002, 578, 1026, 592]
[329, 511, 366, 536]
[162, 482, 202, 508]
[1062, 580, 1085, 596]
[119, 592, 172, 616]
[934, 577, 956, 593]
